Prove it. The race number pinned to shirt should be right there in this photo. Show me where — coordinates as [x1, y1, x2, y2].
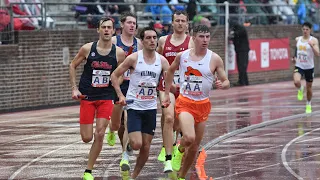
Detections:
[182, 75, 203, 95]
[91, 70, 111, 87]
[123, 69, 130, 81]
[137, 81, 157, 100]
[297, 52, 308, 63]
[173, 70, 180, 85]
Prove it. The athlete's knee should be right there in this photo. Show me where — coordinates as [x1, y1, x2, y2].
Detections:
[293, 79, 300, 86]
[82, 135, 93, 143]
[140, 144, 151, 154]
[94, 130, 105, 142]
[130, 140, 142, 150]
[164, 114, 174, 125]
[182, 134, 195, 147]
[110, 121, 121, 131]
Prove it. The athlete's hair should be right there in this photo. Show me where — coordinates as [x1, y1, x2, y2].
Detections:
[98, 17, 115, 29]
[140, 27, 158, 40]
[120, 11, 137, 23]
[193, 25, 210, 35]
[172, 10, 189, 22]
[302, 22, 312, 29]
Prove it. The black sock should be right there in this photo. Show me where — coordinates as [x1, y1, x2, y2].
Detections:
[84, 169, 92, 174]
[165, 154, 172, 161]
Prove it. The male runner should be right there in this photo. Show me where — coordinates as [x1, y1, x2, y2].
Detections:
[163, 25, 230, 180]
[106, 11, 142, 172]
[156, 10, 194, 173]
[292, 22, 319, 113]
[111, 27, 170, 179]
[69, 17, 126, 180]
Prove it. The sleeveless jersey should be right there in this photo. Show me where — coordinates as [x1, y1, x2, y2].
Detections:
[296, 36, 315, 69]
[126, 50, 162, 110]
[79, 42, 117, 101]
[116, 35, 138, 91]
[158, 34, 191, 91]
[179, 49, 214, 101]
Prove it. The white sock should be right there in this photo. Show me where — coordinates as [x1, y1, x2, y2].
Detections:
[299, 86, 304, 91]
[122, 151, 129, 160]
[307, 101, 311, 105]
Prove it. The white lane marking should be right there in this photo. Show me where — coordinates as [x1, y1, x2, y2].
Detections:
[8, 141, 82, 180]
[205, 145, 283, 162]
[214, 152, 320, 180]
[296, 137, 320, 143]
[1, 127, 78, 145]
[281, 127, 320, 180]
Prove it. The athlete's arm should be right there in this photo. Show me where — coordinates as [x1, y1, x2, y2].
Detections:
[309, 38, 320, 56]
[116, 46, 126, 85]
[212, 53, 230, 90]
[111, 53, 137, 99]
[69, 43, 91, 97]
[164, 52, 181, 95]
[116, 46, 126, 65]
[156, 36, 166, 54]
[292, 37, 299, 63]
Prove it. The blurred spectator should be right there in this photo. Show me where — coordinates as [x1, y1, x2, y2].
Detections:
[154, 22, 164, 37]
[193, 14, 211, 27]
[75, 0, 104, 28]
[186, 0, 199, 21]
[168, 0, 186, 11]
[100, 0, 131, 23]
[272, 0, 295, 24]
[145, 0, 173, 22]
[162, 21, 172, 35]
[114, 23, 122, 35]
[217, 0, 240, 25]
[230, 22, 250, 86]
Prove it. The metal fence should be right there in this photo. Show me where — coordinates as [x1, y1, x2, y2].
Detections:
[0, 1, 320, 44]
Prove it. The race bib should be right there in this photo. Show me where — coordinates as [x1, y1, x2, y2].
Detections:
[173, 70, 180, 85]
[137, 81, 157, 100]
[91, 70, 110, 87]
[123, 69, 130, 81]
[297, 53, 308, 63]
[182, 75, 203, 96]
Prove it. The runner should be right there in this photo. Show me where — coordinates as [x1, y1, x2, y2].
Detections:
[156, 10, 194, 173]
[162, 25, 230, 180]
[111, 27, 170, 179]
[69, 17, 126, 180]
[292, 22, 319, 113]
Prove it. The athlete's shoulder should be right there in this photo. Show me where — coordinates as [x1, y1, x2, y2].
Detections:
[311, 36, 319, 41]
[159, 35, 169, 43]
[127, 50, 139, 59]
[295, 36, 301, 41]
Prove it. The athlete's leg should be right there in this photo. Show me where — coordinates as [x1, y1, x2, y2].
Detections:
[87, 100, 113, 170]
[131, 109, 157, 179]
[293, 70, 302, 89]
[107, 104, 123, 146]
[131, 133, 153, 179]
[172, 112, 195, 171]
[159, 91, 176, 156]
[178, 121, 206, 179]
[294, 68, 304, 101]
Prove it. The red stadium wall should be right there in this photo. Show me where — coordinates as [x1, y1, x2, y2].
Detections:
[0, 25, 319, 112]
